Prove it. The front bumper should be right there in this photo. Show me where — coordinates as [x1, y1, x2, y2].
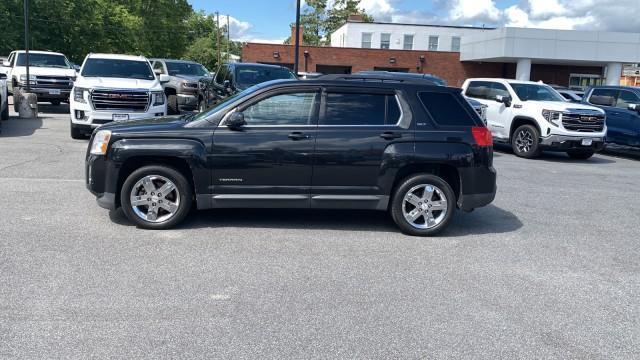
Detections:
[16, 85, 71, 100]
[540, 134, 605, 151]
[70, 99, 167, 127]
[86, 153, 120, 210]
[177, 93, 198, 109]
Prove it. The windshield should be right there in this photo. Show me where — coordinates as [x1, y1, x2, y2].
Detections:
[16, 53, 71, 69]
[509, 83, 565, 102]
[81, 59, 155, 80]
[235, 66, 296, 90]
[166, 61, 209, 76]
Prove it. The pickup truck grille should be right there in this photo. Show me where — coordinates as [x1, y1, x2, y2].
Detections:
[562, 111, 605, 132]
[34, 76, 73, 89]
[90, 89, 150, 112]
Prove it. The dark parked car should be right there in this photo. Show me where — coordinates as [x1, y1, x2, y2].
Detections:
[150, 59, 212, 114]
[583, 86, 640, 147]
[85, 73, 497, 236]
[198, 63, 296, 110]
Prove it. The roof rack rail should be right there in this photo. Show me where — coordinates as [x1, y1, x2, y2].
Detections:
[318, 73, 441, 86]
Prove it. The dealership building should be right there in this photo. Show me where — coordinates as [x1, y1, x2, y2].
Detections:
[242, 16, 640, 88]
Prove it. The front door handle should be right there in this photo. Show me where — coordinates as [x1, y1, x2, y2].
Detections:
[288, 132, 311, 140]
[380, 131, 402, 140]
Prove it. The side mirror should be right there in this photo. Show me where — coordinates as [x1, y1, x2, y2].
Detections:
[628, 104, 640, 114]
[2, 60, 9, 67]
[159, 74, 170, 84]
[73, 65, 81, 72]
[225, 112, 246, 129]
[495, 95, 512, 107]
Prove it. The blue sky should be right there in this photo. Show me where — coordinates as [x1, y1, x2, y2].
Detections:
[187, 0, 639, 42]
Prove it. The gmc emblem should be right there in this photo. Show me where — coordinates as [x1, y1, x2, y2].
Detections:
[581, 116, 599, 122]
[107, 94, 130, 99]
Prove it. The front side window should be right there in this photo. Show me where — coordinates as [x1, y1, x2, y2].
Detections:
[153, 61, 165, 74]
[215, 66, 231, 85]
[451, 36, 461, 52]
[361, 33, 373, 48]
[588, 88, 618, 107]
[16, 53, 71, 69]
[242, 92, 317, 126]
[403, 34, 414, 50]
[380, 33, 391, 49]
[322, 93, 399, 126]
[81, 59, 154, 80]
[428, 36, 439, 51]
[509, 83, 564, 102]
[616, 90, 640, 109]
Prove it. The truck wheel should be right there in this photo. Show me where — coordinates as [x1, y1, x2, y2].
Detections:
[167, 94, 179, 115]
[390, 174, 455, 236]
[567, 149, 594, 160]
[121, 165, 193, 230]
[70, 122, 84, 139]
[50, 100, 61, 106]
[1, 104, 8, 121]
[512, 124, 541, 158]
[12, 88, 20, 112]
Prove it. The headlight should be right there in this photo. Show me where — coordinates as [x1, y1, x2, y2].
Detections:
[152, 91, 165, 106]
[74, 87, 88, 103]
[542, 109, 562, 126]
[90, 130, 111, 155]
[19, 74, 36, 85]
[183, 82, 198, 89]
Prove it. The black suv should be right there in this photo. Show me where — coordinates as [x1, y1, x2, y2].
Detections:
[85, 74, 497, 236]
[198, 63, 296, 110]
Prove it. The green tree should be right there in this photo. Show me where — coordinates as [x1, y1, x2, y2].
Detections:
[324, 0, 373, 37]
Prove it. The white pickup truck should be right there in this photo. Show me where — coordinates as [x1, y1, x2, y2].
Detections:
[69, 53, 169, 139]
[1, 50, 76, 110]
[462, 78, 606, 159]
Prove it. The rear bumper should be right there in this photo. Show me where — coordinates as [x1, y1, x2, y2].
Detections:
[540, 134, 605, 151]
[458, 165, 497, 211]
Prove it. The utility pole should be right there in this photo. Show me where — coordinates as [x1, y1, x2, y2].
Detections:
[24, 0, 30, 92]
[216, 12, 221, 66]
[294, 0, 301, 75]
[227, 15, 230, 62]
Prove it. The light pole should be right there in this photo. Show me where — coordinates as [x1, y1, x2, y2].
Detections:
[24, 0, 30, 93]
[293, 0, 301, 75]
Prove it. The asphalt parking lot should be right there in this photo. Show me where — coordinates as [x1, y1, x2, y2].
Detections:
[1, 100, 639, 359]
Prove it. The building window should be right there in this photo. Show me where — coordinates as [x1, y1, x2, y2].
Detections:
[380, 33, 391, 49]
[451, 36, 461, 52]
[361, 33, 372, 48]
[403, 34, 414, 50]
[428, 36, 439, 51]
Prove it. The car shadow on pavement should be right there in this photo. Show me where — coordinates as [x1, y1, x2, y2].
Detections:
[0, 117, 44, 137]
[493, 144, 616, 164]
[108, 204, 522, 237]
[601, 144, 640, 161]
[37, 102, 70, 115]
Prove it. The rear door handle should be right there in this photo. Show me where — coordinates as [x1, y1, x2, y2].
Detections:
[288, 132, 311, 140]
[380, 131, 402, 140]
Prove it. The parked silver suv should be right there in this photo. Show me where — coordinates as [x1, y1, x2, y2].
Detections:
[150, 59, 212, 114]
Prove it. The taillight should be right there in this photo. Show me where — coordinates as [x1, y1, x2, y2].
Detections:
[471, 126, 493, 147]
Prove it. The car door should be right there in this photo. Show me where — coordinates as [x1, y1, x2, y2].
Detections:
[613, 90, 640, 145]
[587, 88, 621, 143]
[311, 87, 413, 209]
[210, 87, 320, 208]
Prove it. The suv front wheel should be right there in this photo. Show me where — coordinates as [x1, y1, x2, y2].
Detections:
[120, 165, 193, 229]
[391, 174, 455, 236]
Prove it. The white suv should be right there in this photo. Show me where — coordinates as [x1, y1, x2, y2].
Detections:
[462, 78, 606, 159]
[70, 54, 169, 139]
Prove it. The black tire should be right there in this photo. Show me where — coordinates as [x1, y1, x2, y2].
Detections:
[390, 174, 456, 236]
[567, 149, 595, 160]
[167, 94, 179, 115]
[50, 100, 61, 106]
[120, 165, 193, 230]
[1, 103, 8, 121]
[70, 122, 84, 139]
[511, 124, 542, 158]
[12, 88, 20, 113]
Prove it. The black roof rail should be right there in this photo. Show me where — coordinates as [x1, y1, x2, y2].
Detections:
[318, 73, 439, 85]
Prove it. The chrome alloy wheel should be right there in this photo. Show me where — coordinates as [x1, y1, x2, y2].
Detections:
[402, 184, 448, 229]
[129, 175, 180, 223]
[515, 129, 534, 153]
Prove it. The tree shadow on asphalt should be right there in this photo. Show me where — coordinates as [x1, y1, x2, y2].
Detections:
[493, 144, 616, 164]
[0, 117, 44, 138]
[108, 204, 522, 238]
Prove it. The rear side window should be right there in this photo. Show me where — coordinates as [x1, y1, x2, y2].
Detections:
[322, 93, 400, 126]
[419, 92, 477, 126]
[465, 81, 509, 100]
[616, 90, 640, 109]
[588, 88, 617, 107]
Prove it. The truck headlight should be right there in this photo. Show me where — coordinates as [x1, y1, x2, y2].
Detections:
[183, 81, 198, 89]
[90, 130, 111, 155]
[152, 91, 165, 106]
[19, 74, 36, 85]
[542, 109, 562, 126]
[74, 87, 88, 103]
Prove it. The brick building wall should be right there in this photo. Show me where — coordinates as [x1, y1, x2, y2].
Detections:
[242, 43, 604, 87]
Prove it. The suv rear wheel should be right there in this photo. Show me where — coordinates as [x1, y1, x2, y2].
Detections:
[391, 174, 455, 236]
[121, 165, 193, 229]
[512, 124, 541, 158]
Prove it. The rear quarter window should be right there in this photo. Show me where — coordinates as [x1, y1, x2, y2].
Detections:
[418, 91, 478, 127]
